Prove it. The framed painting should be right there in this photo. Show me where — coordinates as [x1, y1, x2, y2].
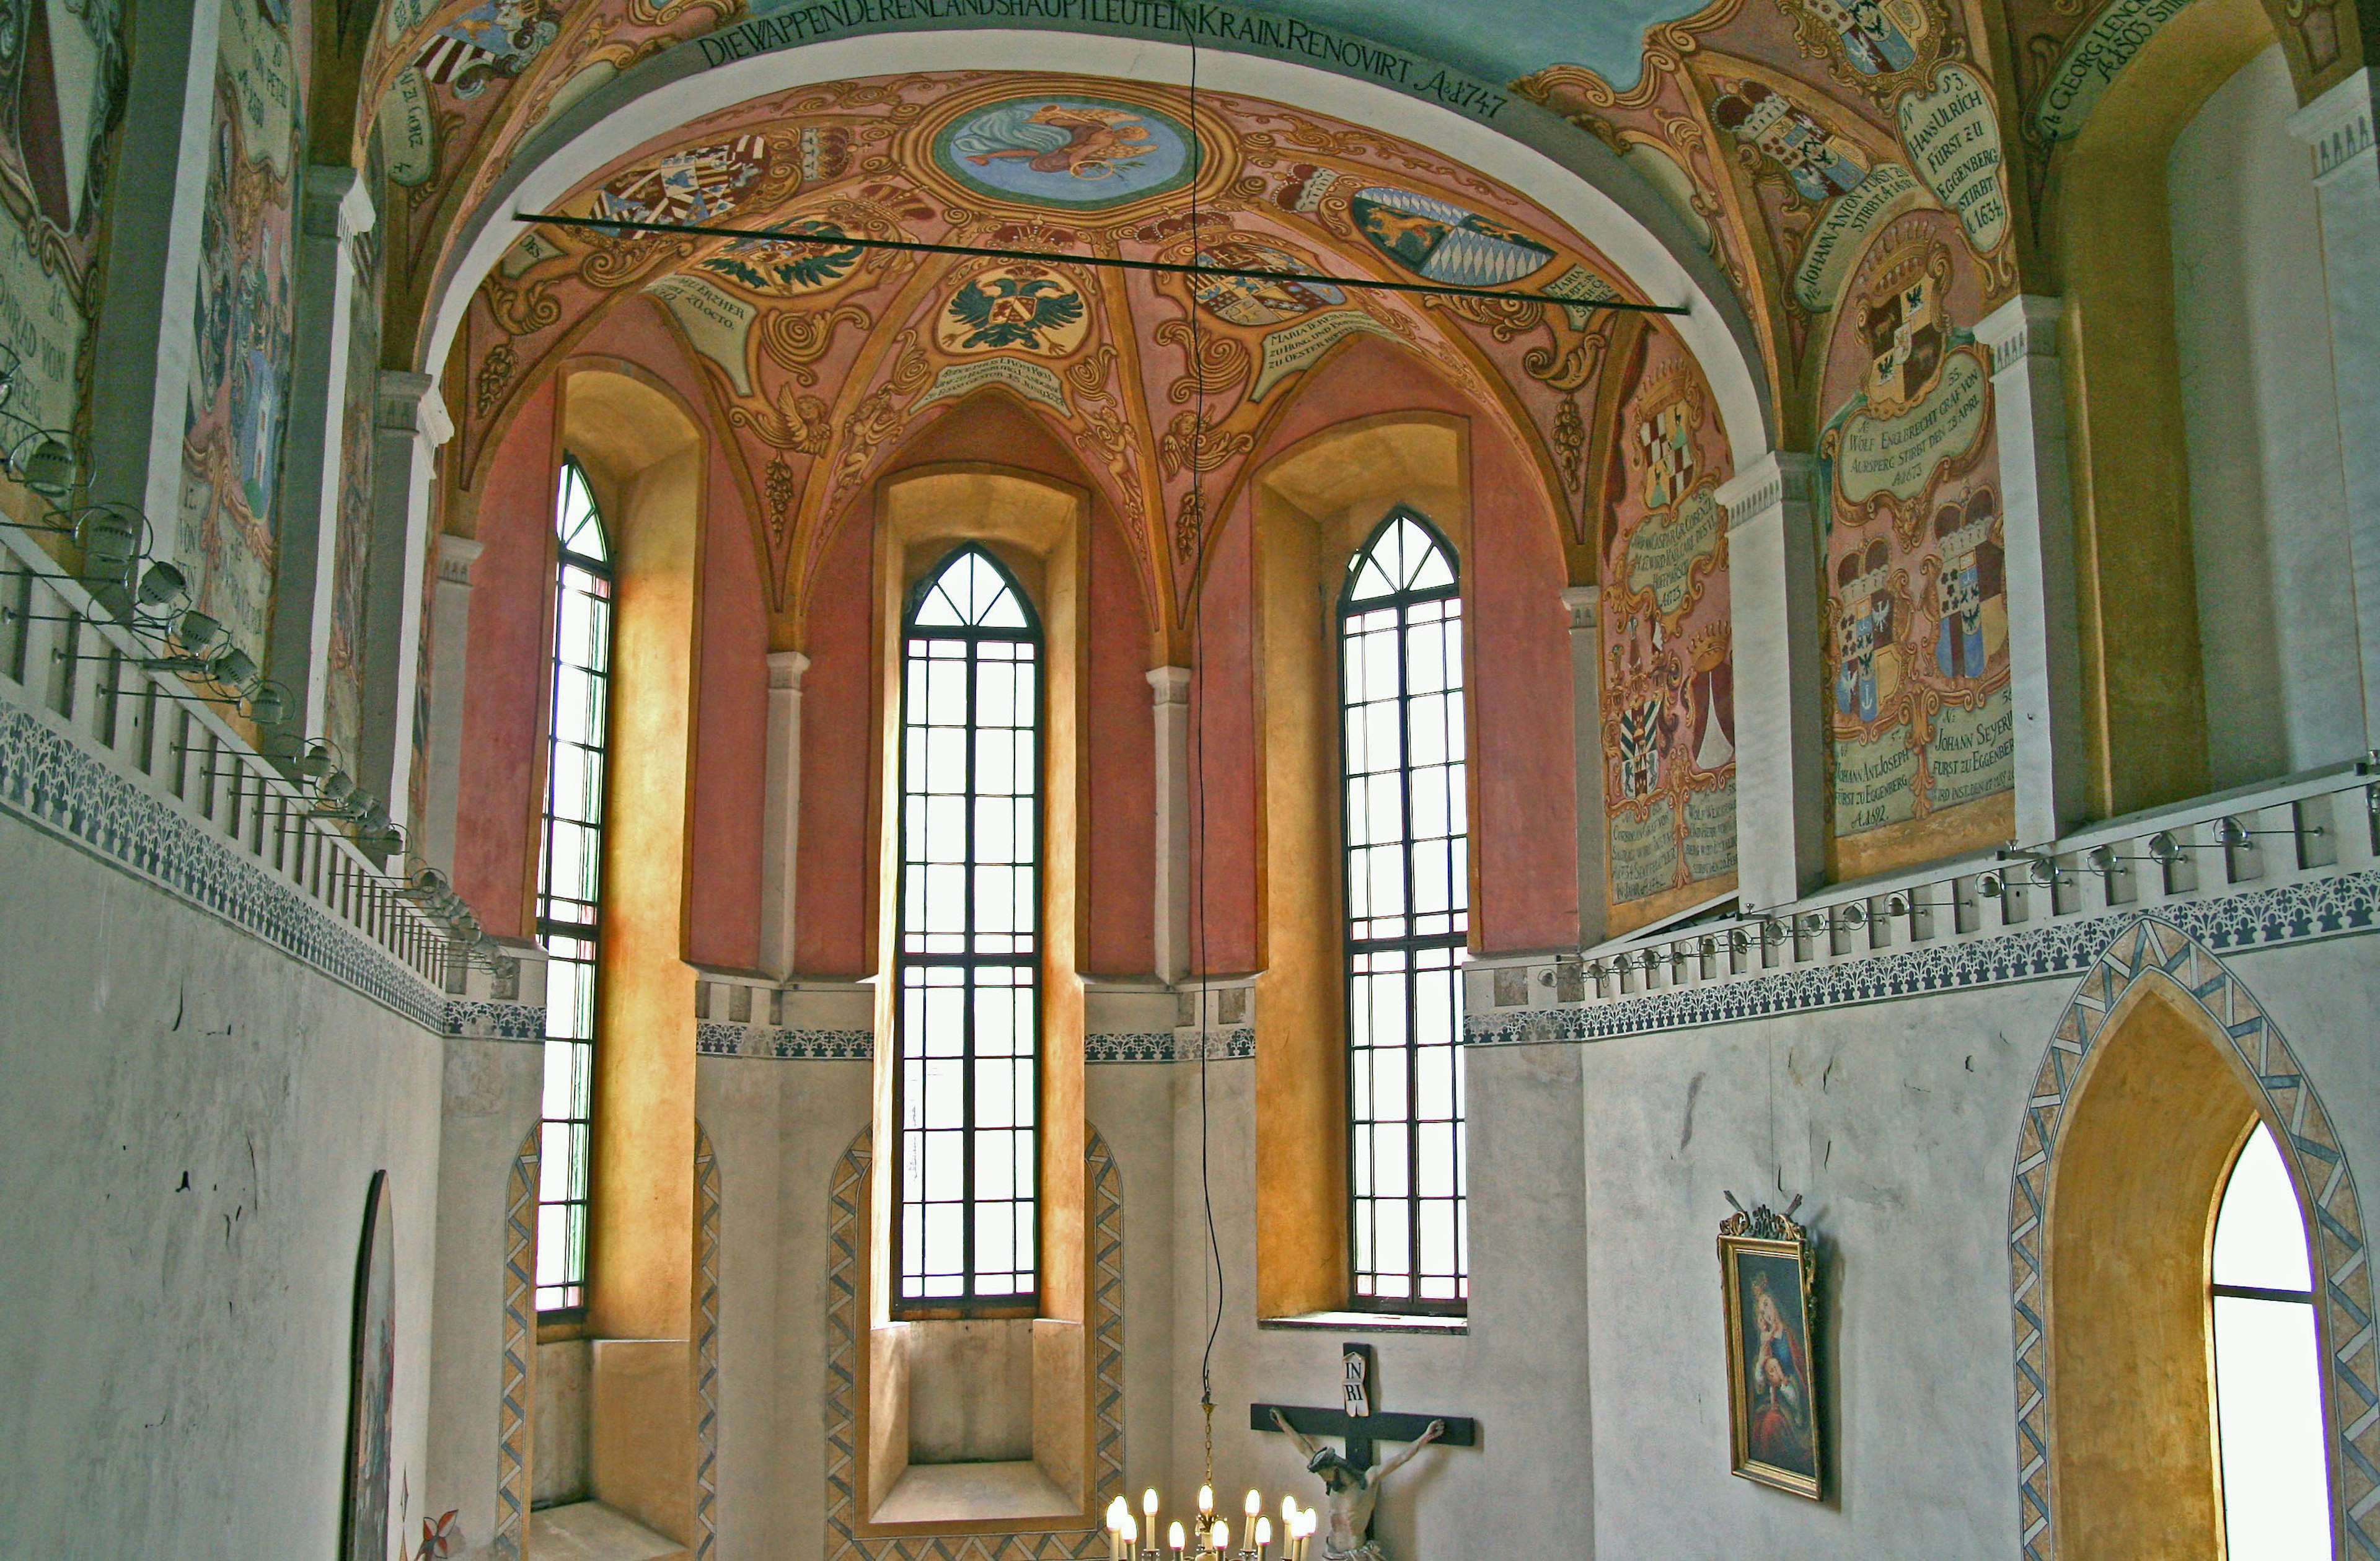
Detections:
[342, 1171, 395, 1561]
[1719, 1198, 1822, 1498]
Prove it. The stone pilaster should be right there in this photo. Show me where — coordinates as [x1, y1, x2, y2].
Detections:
[1980, 294, 2087, 846]
[759, 649, 811, 979]
[1148, 665, 1193, 983]
[1561, 586, 1608, 946]
[267, 165, 378, 741]
[84, 0, 224, 524]
[1719, 452, 1827, 911]
[416, 534, 483, 876]
[360, 371, 452, 830]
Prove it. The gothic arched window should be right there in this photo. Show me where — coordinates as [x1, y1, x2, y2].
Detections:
[535, 457, 611, 1314]
[896, 545, 1042, 1315]
[1340, 511, 1468, 1311]
[2210, 1122, 2332, 1555]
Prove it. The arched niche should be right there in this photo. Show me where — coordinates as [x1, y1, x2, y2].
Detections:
[857, 456, 1100, 1534]
[2036, 0, 2284, 819]
[2008, 920, 2377, 1559]
[1243, 405, 1470, 1319]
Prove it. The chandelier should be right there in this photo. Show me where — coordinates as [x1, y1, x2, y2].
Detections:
[1104, 1485, 1318, 1559]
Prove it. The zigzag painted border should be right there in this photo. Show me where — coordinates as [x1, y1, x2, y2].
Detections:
[493, 1130, 538, 1561]
[823, 1126, 1125, 1559]
[2006, 920, 2379, 1559]
[695, 1124, 723, 1560]
[1468, 872, 2380, 1047]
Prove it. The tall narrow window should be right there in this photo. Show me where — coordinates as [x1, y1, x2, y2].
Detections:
[1341, 511, 1468, 1311]
[2211, 1122, 2332, 1558]
[895, 547, 1041, 1314]
[535, 459, 611, 1314]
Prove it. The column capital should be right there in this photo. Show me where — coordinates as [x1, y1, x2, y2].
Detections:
[767, 649, 812, 691]
[1147, 664, 1192, 705]
[2288, 67, 2375, 183]
[1978, 294, 2063, 374]
[1558, 584, 1599, 631]
[434, 532, 483, 586]
[300, 163, 376, 244]
[1717, 451, 1820, 529]
[376, 370, 453, 447]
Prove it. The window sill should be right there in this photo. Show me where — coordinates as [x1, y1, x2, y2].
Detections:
[870, 1460, 1078, 1527]
[1258, 1309, 1468, 1337]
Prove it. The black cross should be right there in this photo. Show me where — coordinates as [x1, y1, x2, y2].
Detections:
[1250, 1342, 1478, 1471]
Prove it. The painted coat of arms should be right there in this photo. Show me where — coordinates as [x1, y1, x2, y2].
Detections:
[932, 96, 1196, 211]
[700, 221, 865, 296]
[1191, 241, 1342, 325]
[1859, 270, 1943, 416]
[1776, 0, 1944, 99]
[412, 0, 562, 99]
[1348, 186, 1555, 288]
[937, 263, 1089, 356]
[595, 134, 769, 227]
[1711, 81, 1871, 204]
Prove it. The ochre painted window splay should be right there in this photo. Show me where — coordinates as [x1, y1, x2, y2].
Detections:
[1341, 511, 1468, 1311]
[896, 546, 1041, 1313]
[534, 458, 610, 1315]
[2210, 1123, 2332, 1558]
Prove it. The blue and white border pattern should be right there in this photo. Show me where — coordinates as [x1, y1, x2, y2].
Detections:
[696, 1023, 1257, 1062]
[0, 701, 454, 1030]
[698, 1021, 875, 1059]
[1465, 872, 2380, 1046]
[1087, 1027, 1254, 1063]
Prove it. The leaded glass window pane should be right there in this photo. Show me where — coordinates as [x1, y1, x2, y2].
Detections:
[535, 459, 610, 1314]
[2211, 1123, 2330, 1558]
[896, 547, 1041, 1313]
[1342, 512, 1468, 1312]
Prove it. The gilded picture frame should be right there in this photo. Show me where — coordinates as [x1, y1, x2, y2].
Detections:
[1719, 1199, 1822, 1499]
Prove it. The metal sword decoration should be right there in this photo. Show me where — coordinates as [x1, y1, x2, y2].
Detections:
[1252, 1342, 1477, 1471]
[513, 211, 1690, 316]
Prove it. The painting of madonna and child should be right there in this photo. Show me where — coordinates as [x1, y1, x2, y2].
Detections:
[1721, 1239, 1823, 1498]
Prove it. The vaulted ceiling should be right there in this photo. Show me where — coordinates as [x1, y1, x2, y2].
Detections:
[454, 72, 1671, 637]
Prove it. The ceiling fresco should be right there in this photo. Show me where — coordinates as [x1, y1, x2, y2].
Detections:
[452, 71, 1659, 635]
[357, 0, 2363, 651]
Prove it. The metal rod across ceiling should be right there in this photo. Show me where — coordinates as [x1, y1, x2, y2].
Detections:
[513, 210, 1690, 315]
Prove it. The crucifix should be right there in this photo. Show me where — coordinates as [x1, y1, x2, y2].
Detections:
[1253, 1343, 1476, 1560]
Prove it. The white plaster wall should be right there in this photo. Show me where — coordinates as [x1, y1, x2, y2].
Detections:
[697, 1053, 871, 1560]
[2169, 45, 2361, 787]
[683, 925, 2380, 1560]
[0, 814, 447, 1559]
[1165, 1044, 1594, 1561]
[426, 1036, 544, 1554]
[1579, 980, 2056, 1557]
[1086, 1061, 1179, 1516]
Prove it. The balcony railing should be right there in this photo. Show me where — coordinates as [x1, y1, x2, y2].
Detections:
[0, 525, 512, 1021]
[1470, 763, 2379, 1030]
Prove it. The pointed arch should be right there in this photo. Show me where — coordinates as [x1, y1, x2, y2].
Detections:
[2006, 919, 2376, 1559]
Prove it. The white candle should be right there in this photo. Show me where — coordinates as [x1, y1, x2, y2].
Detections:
[1169, 1521, 1186, 1554]
[1254, 1515, 1272, 1558]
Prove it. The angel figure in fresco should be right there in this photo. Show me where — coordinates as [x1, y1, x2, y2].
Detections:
[1272, 1409, 1446, 1561]
[1930, 490, 2004, 680]
[963, 103, 1155, 179]
[1746, 1273, 1814, 1469]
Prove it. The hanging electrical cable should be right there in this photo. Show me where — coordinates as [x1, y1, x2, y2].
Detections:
[511, 212, 1688, 317]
